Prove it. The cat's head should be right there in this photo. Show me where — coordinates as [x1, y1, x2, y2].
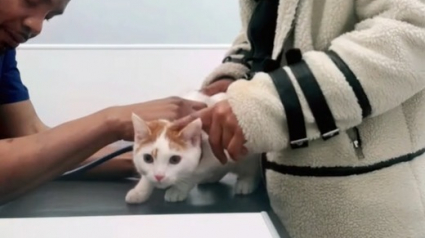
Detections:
[131, 113, 203, 188]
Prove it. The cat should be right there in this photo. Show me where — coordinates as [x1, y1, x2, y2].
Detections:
[125, 91, 262, 204]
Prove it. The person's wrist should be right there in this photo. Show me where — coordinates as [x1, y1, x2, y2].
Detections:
[212, 77, 235, 84]
[98, 106, 126, 142]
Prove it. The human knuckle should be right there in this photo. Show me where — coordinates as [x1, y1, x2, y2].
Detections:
[167, 96, 182, 104]
[225, 116, 235, 125]
[215, 107, 226, 117]
[175, 97, 185, 106]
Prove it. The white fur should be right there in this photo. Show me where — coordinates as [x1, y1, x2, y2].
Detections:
[125, 91, 261, 204]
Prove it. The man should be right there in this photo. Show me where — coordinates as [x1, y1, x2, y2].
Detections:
[0, 0, 206, 205]
[174, 0, 425, 237]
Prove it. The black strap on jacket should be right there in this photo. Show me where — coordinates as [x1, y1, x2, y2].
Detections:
[286, 49, 339, 140]
[222, 49, 252, 69]
[326, 50, 372, 118]
[268, 66, 309, 148]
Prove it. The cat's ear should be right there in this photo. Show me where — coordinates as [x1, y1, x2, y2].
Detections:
[178, 118, 202, 145]
[132, 113, 151, 142]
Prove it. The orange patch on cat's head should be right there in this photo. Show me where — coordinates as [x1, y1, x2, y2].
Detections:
[136, 120, 167, 145]
[135, 120, 188, 153]
[165, 127, 187, 151]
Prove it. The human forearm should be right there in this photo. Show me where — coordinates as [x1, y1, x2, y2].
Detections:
[77, 156, 136, 180]
[0, 108, 118, 204]
[75, 146, 136, 180]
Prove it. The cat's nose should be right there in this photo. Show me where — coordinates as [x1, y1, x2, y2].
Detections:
[155, 175, 164, 182]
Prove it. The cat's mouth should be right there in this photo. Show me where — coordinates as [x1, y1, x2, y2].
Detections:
[155, 182, 171, 189]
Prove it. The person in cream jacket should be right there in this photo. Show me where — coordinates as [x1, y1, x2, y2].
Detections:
[174, 0, 425, 237]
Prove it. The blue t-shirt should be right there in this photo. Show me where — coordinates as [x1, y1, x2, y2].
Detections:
[0, 49, 30, 105]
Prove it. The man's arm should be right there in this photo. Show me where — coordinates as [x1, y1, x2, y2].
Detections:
[0, 100, 135, 180]
[0, 96, 206, 205]
[75, 146, 136, 180]
[0, 108, 118, 204]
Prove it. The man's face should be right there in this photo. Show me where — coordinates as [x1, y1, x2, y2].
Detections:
[0, 0, 69, 51]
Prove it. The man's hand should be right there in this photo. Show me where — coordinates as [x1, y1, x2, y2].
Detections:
[105, 97, 207, 141]
[201, 79, 234, 96]
[171, 100, 247, 164]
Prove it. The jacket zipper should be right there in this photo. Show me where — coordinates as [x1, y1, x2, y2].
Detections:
[347, 127, 365, 159]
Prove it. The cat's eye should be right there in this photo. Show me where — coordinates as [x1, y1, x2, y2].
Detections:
[169, 155, 181, 165]
[143, 154, 154, 163]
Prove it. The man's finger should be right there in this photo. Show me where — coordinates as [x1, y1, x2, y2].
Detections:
[222, 125, 233, 154]
[209, 116, 227, 164]
[170, 112, 200, 130]
[170, 107, 211, 130]
[181, 99, 207, 111]
[200, 86, 215, 96]
[190, 101, 208, 110]
[201, 82, 221, 96]
[201, 79, 233, 96]
[227, 129, 247, 161]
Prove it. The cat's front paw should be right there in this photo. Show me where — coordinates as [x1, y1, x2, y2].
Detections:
[234, 178, 258, 195]
[164, 187, 189, 202]
[125, 188, 150, 204]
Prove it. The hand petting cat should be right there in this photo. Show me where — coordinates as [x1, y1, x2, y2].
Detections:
[111, 97, 207, 141]
[171, 99, 248, 164]
[201, 78, 234, 96]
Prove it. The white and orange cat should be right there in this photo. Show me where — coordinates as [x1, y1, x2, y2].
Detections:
[125, 91, 261, 204]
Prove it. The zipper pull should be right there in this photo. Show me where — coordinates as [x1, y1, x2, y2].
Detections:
[352, 127, 365, 159]
[347, 127, 365, 159]
[353, 141, 365, 159]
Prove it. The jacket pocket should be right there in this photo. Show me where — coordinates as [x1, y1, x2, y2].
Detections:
[347, 127, 365, 159]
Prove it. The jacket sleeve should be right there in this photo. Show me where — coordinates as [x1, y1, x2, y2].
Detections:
[201, 31, 251, 88]
[226, 0, 425, 153]
[201, 0, 257, 88]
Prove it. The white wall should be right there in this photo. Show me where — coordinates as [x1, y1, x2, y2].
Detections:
[28, 0, 241, 44]
[15, 45, 229, 128]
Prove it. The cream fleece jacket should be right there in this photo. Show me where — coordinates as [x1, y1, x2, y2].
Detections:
[202, 0, 425, 237]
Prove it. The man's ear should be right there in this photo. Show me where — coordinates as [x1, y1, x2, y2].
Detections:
[178, 118, 202, 145]
[132, 113, 151, 142]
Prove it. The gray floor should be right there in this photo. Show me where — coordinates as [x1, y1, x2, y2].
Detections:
[0, 174, 289, 237]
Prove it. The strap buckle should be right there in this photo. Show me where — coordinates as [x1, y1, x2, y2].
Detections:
[290, 138, 309, 149]
[322, 129, 340, 140]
